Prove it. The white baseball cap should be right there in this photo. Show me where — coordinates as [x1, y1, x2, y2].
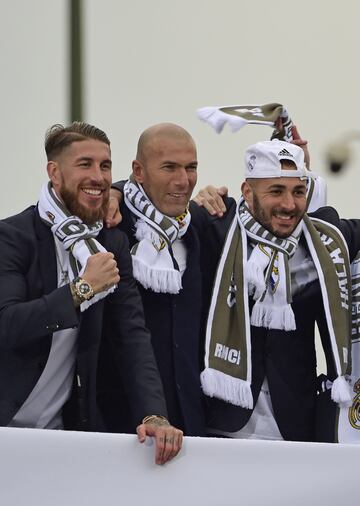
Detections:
[244, 139, 307, 179]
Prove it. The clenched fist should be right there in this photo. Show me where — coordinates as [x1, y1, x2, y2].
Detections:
[82, 252, 120, 294]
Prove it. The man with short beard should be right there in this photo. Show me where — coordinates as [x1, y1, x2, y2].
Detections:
[193, 139, 360, 442]
[0, 122, 182, 465]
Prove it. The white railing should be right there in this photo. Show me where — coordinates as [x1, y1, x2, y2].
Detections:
[0, 427, 358, 506]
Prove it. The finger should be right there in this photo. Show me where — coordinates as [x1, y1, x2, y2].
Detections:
[161, 434, 175, 464]
[154, 430, 167, 465]
[105, 200, 117, 223]
[105, 209, 122, 228]
[291, 125, 300, 140]
[203, 195, 225, 217]
[170, 430, 183, 459]
[217, 186, 229, 198]
[161, 429, 184, 464]
[275, 117, 283, 130]
[136, 424, 146, 443]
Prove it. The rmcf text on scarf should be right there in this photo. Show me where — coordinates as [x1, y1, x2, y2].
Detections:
[214, 343, 241, 365]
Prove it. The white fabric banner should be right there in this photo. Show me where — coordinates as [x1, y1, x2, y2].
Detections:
[0, 427, 358, 506]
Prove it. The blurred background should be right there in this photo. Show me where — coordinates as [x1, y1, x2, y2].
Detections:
[2, 0, 360, 373]
[2, 0, 360, 218]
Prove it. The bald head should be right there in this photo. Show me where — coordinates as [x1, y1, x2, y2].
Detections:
[136, 123, 196, 163]
[132, 122, 198, 217]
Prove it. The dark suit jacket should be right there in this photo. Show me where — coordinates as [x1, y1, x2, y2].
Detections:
[191, 198, 360, 442]
[105, 183, 206, 436]
[0, 206, 167, 431]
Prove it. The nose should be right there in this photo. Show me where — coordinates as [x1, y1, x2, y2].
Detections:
[281, 191, 296, 211]
[89, 164, 104, 184]
[174, 167, 189, 188]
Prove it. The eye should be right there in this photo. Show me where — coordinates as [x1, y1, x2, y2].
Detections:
[162, 164, 176, 171]
[186, 165, 198, 172]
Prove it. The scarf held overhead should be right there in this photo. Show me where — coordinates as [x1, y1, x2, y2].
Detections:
[123, 177, 191, 294]
[38, 182, 116, 311]
[201, 199, 352, 409]
[197, 102, 294, 141]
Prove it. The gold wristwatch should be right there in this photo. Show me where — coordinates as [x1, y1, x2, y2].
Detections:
[70, 277, 94, 305]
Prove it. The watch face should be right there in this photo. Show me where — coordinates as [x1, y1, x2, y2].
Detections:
[74, 278, 94, 301]
[79, 282, 91, 295]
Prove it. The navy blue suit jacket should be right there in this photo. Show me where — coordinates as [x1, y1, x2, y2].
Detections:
[0, 206, 167, 430]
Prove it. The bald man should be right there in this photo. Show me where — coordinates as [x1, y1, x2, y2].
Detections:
[99, 123, 206, 436]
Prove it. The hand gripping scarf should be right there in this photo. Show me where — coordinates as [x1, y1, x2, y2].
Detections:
[38, 182, 116, 311]
[201, 198, 353, 409]
[197, 102, 294, 140]
[123, 177, 191, 294]
[197, 102, 327, 212]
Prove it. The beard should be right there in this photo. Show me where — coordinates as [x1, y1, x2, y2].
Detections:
[59, 182, 110, 225]
[252, 192, 304, 238]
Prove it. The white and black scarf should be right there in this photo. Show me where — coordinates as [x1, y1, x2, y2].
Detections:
[123, 177, 190, 294]
[38, 182, 115, 311]
[201, 198, 353, 410]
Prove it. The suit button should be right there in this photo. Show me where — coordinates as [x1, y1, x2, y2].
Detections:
[176, 383, 181, 390]
[46, 323, 61, 331]
[174, 342, 179, 349]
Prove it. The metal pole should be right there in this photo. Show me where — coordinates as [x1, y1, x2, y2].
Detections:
[70, 0, 83, 122]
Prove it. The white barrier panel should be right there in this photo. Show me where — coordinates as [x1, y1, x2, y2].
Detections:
[0, 427, 358, 506]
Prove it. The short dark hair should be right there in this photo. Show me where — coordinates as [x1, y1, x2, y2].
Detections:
[45, 121, 110, 160]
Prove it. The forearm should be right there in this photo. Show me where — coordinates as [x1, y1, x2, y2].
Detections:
[0, 284, 79, 350]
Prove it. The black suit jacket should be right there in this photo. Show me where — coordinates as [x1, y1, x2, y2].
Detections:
[102, 188, 206, 436]
[191, 199, 360, 442]
[0, 206, 167, 430]
[127, 219, 205, 435]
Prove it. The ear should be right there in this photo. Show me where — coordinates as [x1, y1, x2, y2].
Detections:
[47, 161, 61, 190]
[241, 181, 254, 211]
[241, 180, 253, 205]
[132, 159, 144, 184]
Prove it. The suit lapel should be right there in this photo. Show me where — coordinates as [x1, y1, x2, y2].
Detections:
[34, 208, 58, 295]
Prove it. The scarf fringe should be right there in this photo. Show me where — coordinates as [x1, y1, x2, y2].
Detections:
[331, 376, 352, 407]
[201, 368, 253, 409]
[251, 302, 296, 331]
[132, 256, 182, 294]
[245, 262, 266, 299]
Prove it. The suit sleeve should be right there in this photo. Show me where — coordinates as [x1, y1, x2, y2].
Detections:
[101, 229, 168, 424]
[0, 222, 79, 351]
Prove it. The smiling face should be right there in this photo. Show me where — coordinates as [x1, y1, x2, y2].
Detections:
[132, 124, 198, 217]
[241, 161, 307, 238]
[47, 138, 112, 224]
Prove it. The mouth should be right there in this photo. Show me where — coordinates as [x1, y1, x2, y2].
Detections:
[81, 187, 104, 197]
[274, 213, 295, 221]
[168, 193, 188, 199]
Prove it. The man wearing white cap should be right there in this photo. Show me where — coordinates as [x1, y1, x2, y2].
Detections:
[195, 139, 360, 442]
